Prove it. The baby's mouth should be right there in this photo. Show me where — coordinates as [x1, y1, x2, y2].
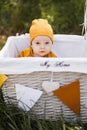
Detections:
[40, 50, 45, 53]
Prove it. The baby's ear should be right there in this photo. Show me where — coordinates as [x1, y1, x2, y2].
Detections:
[30, 44, 32, 48]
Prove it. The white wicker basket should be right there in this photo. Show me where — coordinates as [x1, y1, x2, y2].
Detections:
[0, 34, 87, 122]
[2, 71, 87, 122]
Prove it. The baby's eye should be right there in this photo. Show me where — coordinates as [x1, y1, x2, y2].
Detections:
[45, 42, 49, 44]
[36, 42, 40, 44]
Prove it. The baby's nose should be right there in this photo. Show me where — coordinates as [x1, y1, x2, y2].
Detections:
[40, 43, 45, 48]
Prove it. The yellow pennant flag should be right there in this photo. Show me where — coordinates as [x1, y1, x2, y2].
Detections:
[0, 74, 8, 88]
[53, 80, 80, 115]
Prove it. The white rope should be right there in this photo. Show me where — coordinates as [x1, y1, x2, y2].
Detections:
[84, 0, 87, 39]
[50, 71, 54, 83]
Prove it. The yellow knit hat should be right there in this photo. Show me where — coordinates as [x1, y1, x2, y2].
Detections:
[29, 19, 53, 43]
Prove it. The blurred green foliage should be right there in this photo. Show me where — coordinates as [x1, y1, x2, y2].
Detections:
[0, 0, 86, 36]
[0, 90, 87, 130]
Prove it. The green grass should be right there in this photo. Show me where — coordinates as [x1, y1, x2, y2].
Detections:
[0, 90, 87, 130]
[0, 35, 7, 50]
[0, 43, 4, 50]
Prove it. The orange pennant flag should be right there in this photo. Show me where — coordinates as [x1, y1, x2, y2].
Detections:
[0, 74, 8, 88]
[53, 80, 80, 115]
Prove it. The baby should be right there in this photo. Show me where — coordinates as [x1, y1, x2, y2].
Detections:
[18, 18, 56, 57]
[0, 19, 57, 88]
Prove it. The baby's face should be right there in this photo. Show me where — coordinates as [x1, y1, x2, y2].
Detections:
[31, 36, 52, 57]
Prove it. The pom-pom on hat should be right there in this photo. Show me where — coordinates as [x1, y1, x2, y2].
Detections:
[29, 18, 53, 43]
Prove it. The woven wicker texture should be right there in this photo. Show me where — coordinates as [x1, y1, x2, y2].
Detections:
[2, 71, 87, 122]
